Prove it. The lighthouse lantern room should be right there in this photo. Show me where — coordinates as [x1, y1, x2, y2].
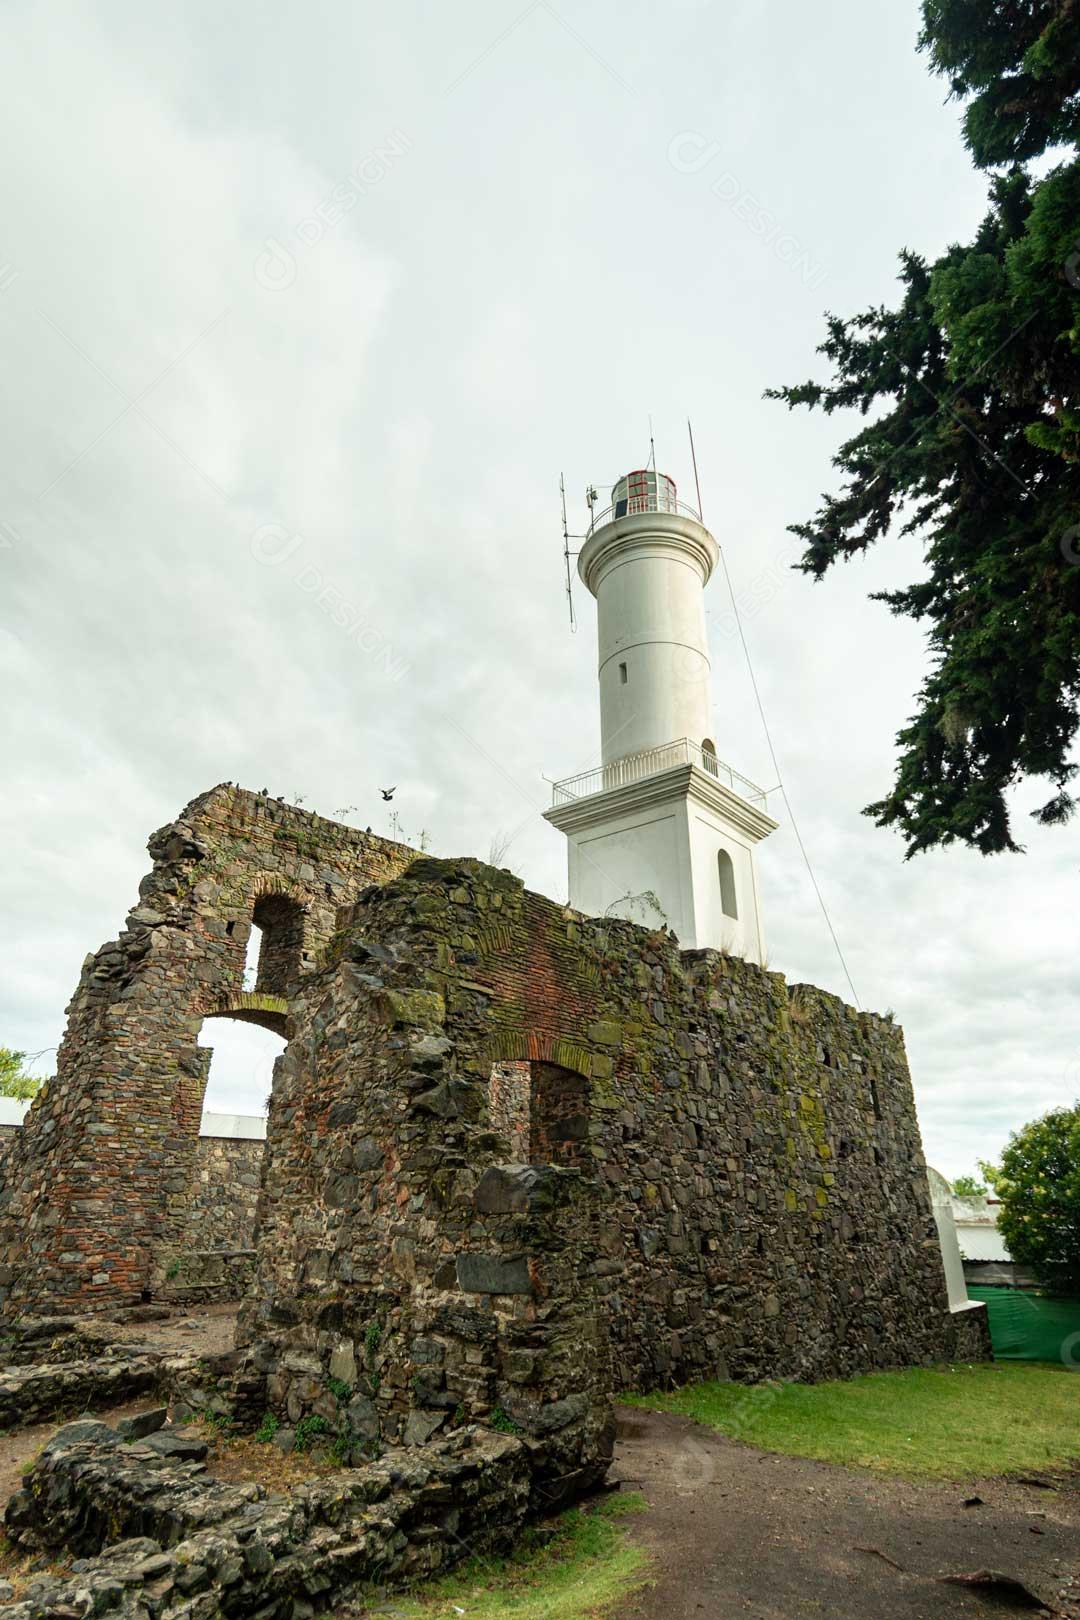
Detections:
[544, 466, 777, 962]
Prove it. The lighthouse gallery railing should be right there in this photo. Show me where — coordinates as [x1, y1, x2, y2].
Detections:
[586, 494, 703, 536]
[550, 738, 769, 807]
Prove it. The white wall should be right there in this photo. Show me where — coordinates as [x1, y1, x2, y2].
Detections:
[927, 1166, 972, 1309]
[687, 804, 765, 962]
[953, 1197, 1011, 1261]
[568, 806, 690, 939]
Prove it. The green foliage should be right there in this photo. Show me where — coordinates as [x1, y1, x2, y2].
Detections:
[918, 0, 1080, 168]
[364, 1318, 383, 1359]
[978, 1157, 1004, 1192]
[326, 1376, 352, 1403]
[993, 1104, 1080, 1293]
[603, 889, 667, 926]
[952, 1173, 989, 1198]
[0, 1050, 43, 1100]
[628, 1362, 1080, 1479]
[384, 1492, 649, 1620]
[328, 1427, 364, 1466]
[165, 1258, 181, 1280]
[488, 1406, 524, 1435]
[293, 1414, 331, 1453]
[253, 1412, 279, 1444]
[768, 2, 1080, 857]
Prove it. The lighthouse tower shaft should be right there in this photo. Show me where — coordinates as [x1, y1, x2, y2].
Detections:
[544, 470, 777, 962]
[588, 503, 718, 766]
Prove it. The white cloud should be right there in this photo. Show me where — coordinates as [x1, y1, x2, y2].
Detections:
[1, 0, 1074, 1181]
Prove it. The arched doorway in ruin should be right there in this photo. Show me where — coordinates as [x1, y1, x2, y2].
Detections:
[178, 1013, 285, 1273]
[160, 891, 305, 1294]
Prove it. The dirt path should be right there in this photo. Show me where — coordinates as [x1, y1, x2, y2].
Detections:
[93, 1302, 239, 1358]
[0, 1396, 156, 1507]
[612, 1406, 1080, 1619]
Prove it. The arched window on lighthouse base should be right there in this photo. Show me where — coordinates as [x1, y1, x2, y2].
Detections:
[718, 847, 738, 920]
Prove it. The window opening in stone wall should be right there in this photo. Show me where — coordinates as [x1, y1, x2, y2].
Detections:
[250, 893, 306, 996]
[531, 1062, 591, 1167]
[193, 1015, 279, 1256]
[488, 1060, 592, 1167]
[242, 921, 261, 990]
[718, 847, 738, 919]
[619, 661, 628, 684]
[869, 1075, 883, 1121]
[702, 737, 718, 776]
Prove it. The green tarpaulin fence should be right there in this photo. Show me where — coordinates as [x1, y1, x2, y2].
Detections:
[967, 1284, 1080, 1364]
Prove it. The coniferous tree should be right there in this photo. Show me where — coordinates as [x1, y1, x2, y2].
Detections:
[769, 1, 1080, 856]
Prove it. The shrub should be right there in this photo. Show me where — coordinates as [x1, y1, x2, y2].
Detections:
[994, 1104, 1080, 1295]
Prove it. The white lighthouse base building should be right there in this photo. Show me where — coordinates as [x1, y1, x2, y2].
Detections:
[544, 741, 777, 960]
[544, 466, 778, 963]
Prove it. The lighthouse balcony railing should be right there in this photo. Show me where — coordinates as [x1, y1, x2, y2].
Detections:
[551, 738, 768, 807]
[586, 494, 702, 536]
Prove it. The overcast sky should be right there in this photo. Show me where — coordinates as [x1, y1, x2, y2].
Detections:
[2, 0, 1076, 1180]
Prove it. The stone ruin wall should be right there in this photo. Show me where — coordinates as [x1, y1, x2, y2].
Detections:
[0, 786, 413, 1314]
[0, 791, 994, 1616]
[0, 1126, 19, 1182]
[0, 1128, 264, 1257]
[0, 789, 988, 1422]
[239, 852, 988, 1475]
[188, 1134, 264, 1252]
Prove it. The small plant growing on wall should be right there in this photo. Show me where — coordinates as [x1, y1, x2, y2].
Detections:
[488, 1406, 523, 1436]
[294, 1415, 331, 1454]
[253, 1412, 279, 1444]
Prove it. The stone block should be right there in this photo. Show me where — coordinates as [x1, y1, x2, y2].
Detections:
[117, 1408, 168, 1440]
[456, 1254, 533, 1295]
[474, 1166, 561, 1215]
[329, 1341, 357, 1387]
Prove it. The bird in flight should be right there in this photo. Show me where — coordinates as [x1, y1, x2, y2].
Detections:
[380, 786, 397, 801]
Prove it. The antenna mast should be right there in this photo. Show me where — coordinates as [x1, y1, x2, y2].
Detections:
[687, 418, 704, 519]
[559, 473, 577, 632]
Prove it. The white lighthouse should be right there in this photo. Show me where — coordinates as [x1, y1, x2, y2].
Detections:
[544, 467, 777, 961]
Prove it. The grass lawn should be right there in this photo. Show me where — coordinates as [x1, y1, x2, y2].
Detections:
[384, 1493, 650, 1620]
[626, 1362, 1080, 1480]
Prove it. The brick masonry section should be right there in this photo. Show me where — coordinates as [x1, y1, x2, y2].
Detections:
[0, 1132, 264, 1247]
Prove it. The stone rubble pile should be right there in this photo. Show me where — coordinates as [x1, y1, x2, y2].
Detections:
[3, 1415, 533, 1619]
[0, 1319, 205, 1433]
